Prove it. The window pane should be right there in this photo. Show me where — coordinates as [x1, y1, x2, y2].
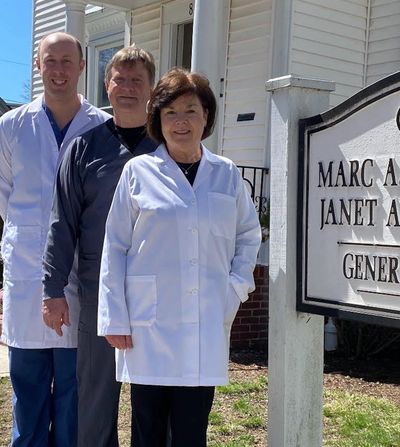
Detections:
[97, 45, 123, 107]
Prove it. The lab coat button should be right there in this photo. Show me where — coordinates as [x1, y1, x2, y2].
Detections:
[190, 258, 198, 265]
[191, 288, 198, 295]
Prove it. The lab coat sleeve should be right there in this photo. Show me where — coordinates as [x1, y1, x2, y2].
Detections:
[42, 140, 84, 298]
[229, 170, 262, 302]
[0, 119, 13, 220]
[98, 164, 138, 336]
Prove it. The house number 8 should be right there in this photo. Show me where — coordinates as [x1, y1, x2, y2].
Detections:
[189, 2, 193, 15]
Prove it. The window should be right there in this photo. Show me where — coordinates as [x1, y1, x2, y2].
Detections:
[96, 44, 123, 107]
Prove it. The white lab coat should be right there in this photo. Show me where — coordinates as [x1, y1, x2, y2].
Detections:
[0, 94, 110, 348]
[98, 144, 261, 386]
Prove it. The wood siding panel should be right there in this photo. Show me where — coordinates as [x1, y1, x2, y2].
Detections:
[32, 0, 66, 98]
[291, 50, 365, 75]
[221, 0, 272, 166]
[292, 0, 367, 107]
[295, 1, 366, 28]
[366, 0, 400, 85]
[292, 37, 365, 65]
[296, 0, 366, 15]
[293, 12, 366, 41]
[131, 3, 161, 80]
[369, 37, 400, 52]
[294, 25, 365, 52]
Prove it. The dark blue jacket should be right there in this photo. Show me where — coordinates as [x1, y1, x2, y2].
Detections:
[43, 120, 157, 305]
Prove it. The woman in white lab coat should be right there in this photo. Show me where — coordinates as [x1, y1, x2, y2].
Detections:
[98, 68, 261, 447]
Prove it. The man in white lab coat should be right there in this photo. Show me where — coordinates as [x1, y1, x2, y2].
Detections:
[0, 32, 110, 446]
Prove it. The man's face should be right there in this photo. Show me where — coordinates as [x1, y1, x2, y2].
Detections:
[36, 34, 85, 100]
[105, 62, 152, 117]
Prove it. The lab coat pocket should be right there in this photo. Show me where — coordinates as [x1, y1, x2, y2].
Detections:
[208, 192, 236, 238]
[1, 225, 42, 280]
[125, 275, 157, 326]
[224, 281, 241, 327]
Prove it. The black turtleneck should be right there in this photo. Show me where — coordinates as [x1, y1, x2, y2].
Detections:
[106, 118, 146, 153]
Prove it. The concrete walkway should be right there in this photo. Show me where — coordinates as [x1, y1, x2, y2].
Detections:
[0, 343, 9, 377]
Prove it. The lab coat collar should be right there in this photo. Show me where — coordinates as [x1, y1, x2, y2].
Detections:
[154, 143, 221, 191]
[27, 94, 99, 127]
[27, 94, 103, 151]
[154, 143, 222, 166]
[27, 93, 86, 113]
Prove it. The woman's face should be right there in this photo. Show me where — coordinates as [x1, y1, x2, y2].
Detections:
[160, 93, 208, 153]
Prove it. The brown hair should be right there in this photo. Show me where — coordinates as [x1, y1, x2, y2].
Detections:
[104, 45, 156, 86]
[37, 32, 83, 61]
[147, 68, 217, 143]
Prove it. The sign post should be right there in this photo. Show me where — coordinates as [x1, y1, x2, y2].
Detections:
[266, 75, 335, 447]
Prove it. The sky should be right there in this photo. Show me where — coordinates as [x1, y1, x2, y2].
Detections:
[0, 0, 33, 104]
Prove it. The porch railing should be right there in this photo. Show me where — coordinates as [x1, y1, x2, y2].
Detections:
[237, 165, 269, 219]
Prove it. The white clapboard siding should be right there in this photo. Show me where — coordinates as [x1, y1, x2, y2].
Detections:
[366, 0, 400, 85]
[221, 0, 272, 168]
[32, 0, 66, 98]
[291, 0, 367, 106]
[130, 3, 161, 81]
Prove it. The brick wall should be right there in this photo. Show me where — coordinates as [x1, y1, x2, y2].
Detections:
[230, 265, 268, 350]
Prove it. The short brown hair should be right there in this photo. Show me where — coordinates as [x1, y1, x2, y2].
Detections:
[147, 68, 217, 143]
[104, 45, 156, 86]
[37, 32, 83, 61]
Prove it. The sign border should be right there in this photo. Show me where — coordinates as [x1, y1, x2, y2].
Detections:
[297, 71, 400, 329]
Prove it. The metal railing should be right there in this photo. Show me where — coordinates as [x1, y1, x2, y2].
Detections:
[237, 165, 269, 219]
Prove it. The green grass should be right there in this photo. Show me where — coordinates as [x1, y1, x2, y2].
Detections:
[1, 372, 400, 447]
[323, 390, 400, 447]
[218, 376, 267, 395]
[208, 376, 267, 445]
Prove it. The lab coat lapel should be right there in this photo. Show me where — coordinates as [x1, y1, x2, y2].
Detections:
[29, 96, 58, 154]
[192, 145, 215, 191]
[26, 98, 60, 221]
[31, 102, 59, 174]
[61, 98, 91, 154]
[156, 145, 195, 201]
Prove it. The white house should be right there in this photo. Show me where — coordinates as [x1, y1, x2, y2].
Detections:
[31, 0, 400, 162]
[30, 0, 400, 347]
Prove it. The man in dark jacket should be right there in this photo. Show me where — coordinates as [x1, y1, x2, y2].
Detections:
[42, 46, 157, 447]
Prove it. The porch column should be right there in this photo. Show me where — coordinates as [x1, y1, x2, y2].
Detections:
[64, 0, 87, 94]
[124, 11, 133, 46]
[191, 0, 224, 152]
[266, 75, 335, 447]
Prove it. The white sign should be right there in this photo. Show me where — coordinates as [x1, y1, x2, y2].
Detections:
[298, 74, 400, 326]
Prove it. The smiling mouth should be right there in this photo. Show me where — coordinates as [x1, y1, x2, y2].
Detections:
[52, 79, 67, 86]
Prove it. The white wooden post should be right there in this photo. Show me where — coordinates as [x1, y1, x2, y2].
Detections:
[124, 11, 132, 47]
[64, 0, 87, 95]
[265, 75, 335, 447]
[191, 0, 224, 152]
